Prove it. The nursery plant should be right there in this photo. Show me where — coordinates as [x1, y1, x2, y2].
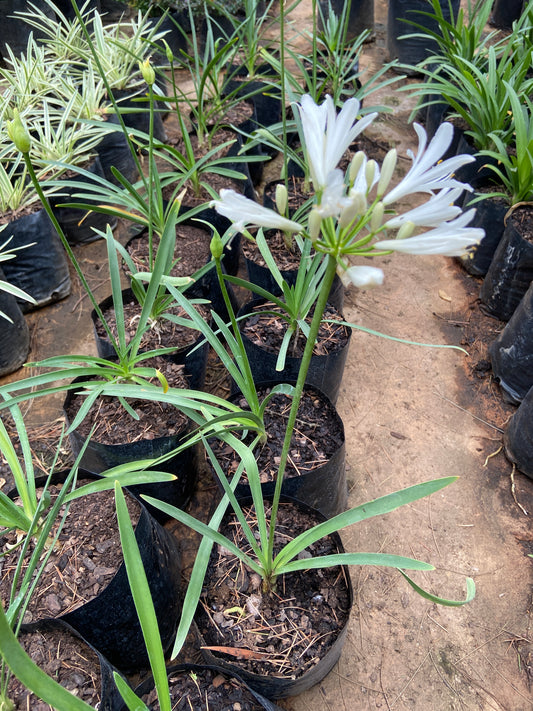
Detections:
[0, 3, 484, 705]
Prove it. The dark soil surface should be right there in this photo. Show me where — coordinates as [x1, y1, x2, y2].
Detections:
[213, 387, 344, 484]
[243, 229, 310, 271]
[0, 482, 140, 621]
[8, 624, 102, 710]
[241, 302, 350, 358]
[141, 666, 268, 710]
[64, 357, 189, 443]
[196, 500, 350, 679]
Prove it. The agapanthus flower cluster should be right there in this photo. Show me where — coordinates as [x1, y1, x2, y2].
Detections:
[211, 94, 484, 289]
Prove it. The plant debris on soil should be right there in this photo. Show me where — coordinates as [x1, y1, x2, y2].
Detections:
[0, 482, 140, 621]
[7, 624, 102, 711]
[141, 666, 267, 710]
[212, 387, 344, 484]
[196, 500, 350, 679]
[241, 302, 350, 357]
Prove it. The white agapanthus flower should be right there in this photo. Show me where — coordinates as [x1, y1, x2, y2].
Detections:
[384, 187, 466, 229]
[382, 123, 475, 205]
[210, 190, 302, 233]
[338, 265, 385, 288]
[374, 209, 483, 256]
[295, 94, 378, 190]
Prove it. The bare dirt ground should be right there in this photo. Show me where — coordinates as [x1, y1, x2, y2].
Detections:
[1, 1, 532, 709]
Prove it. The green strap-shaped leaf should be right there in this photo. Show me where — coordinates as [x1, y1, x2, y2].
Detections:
[277, 553, 435, 575]
[400, 571, 476, 607]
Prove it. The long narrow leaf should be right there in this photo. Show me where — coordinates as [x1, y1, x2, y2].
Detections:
[278, 553, 435, 575]
[400, 571, 476, 607]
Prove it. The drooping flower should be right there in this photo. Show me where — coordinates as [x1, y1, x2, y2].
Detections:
[374, 209, 483, 256]
[338, 264, 384, 288]
[382, 123, 475, 205]
[384, 187, 466, 229]
[211, 190, 302, 233]
[295, 94, 378, 190]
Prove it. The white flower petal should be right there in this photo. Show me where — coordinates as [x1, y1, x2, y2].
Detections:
[374, 209, 484, 256]
[384, 187, 466, 228]
[295, 94, 378, 190]
[343, 265, 384, 288]
[316, 170, 352, 218]
[211, 190, 302, 233]
[383, 122, 474, 205]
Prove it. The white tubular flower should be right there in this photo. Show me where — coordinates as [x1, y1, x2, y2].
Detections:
[385, 187, 465, 229]
[351, 154, 380, 195]
[382, 122, 475, 205]
[296, 94, 378, 189]
[374, 209, 484, 256]
[315, 170, 352, 218]
[211, 190, 302, 233]
[339, 264, 385, 288]
[376, 149, 398, 197]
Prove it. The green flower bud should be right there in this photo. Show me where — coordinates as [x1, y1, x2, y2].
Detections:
[275, 183, 288, 216]
[210, 232, 224, 259]
[7, 110, 31, 154]
[377, 149, 397, 197]
[349, 151, 365, 184]
[365, 159, 377, 189]
[370, 201, 384, 232]
[139, 58, 155, 86]
[397, 220, 415, 240]
[163, 39, 174, 66]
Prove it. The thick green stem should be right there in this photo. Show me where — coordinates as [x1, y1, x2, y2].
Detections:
[265, 253, 338, 577]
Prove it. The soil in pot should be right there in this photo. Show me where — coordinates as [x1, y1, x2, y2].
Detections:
[0, 479, 141, 624]
[93, 290, 211, 391]
[239, 300, 351, 404]
[136, 663, 282, 711]
[124, 218, 238, 322]
[162, 124, 254, 206]
[1, 476, 182, 672]
[210, 384, 347, 517]
[7, 621, 112, 711]
[196, 498, 352, 699]
[63, 358, 198, 520]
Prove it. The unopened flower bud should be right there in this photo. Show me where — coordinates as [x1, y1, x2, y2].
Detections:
[377, 149, 397, 197]
[349, 151, 365, 184]
[7, 110, 31, 154]
[139, 58, 155, 86]
[397, 220, 415, 240]
[339, 199, 360, 229]
[370, 201, 385, 232]
[347, 189, 367, 216]
[210, 232, 224, 259]
[365, 159, 377, 189]
[275, 183, 288, 216]
[308, 209, 322, 242]
[163, 39, 174, 65]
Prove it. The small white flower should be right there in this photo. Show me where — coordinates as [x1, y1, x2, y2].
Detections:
[374, 209, 484, 256]
[315, 170, 352, 218]
[382, 123, 474, 205]
[295, 94, 378, 189]
[339, 264, 384, 288]
[211, 190, 302, 233]
[385, 187, 465, 229]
